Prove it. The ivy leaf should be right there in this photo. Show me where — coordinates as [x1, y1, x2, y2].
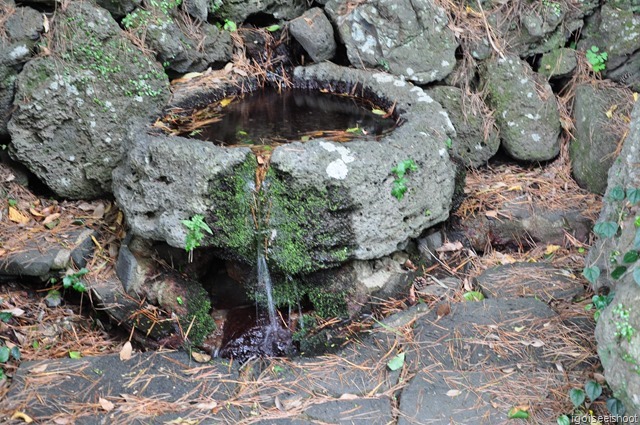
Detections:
[593, 221, 619, 238]
[585, 380, 602, 401]
[624, 251, 639, 263]
[69, 351, 82, 359]
[633, 267, 640, 286]
[611, 266, 627, 279]
[10, 346, 20, 361]
[582, 266, 600, 284]
[610, 186, 625, 201]
[0, 346, 9, 363]
[606, 397, 625, 416]
[627, 188, 640, 204]
[0, 312, 12, 323]
[569, 388, 586, 408]
[387, 352, 405, 371]
[557, 415, 571, 425]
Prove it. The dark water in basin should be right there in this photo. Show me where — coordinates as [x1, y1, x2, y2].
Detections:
[192, 88, 396, 145]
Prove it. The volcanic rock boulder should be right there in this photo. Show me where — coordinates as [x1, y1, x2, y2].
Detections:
[325, 0, 458, 84]
[209, 0, 308, 23]
[113, 63, 459, 275]
[586, 101, 640, 415]
[0, 4, 43, 137]
[8, 1, 169, 199]
[571, 84, 635, 194]
[480, 55, 561, 161]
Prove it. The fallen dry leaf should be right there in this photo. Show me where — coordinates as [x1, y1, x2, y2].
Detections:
[436, 241, 463, 252]
[339, 393, 359, 400]
[99, 397, 115, 412]
[2, 308, 25, 317]
[10, 411, 33, 423]
[30, 364, 48, 373]
[8, 207, 29, 224]
[191, 351, 211, 363]
[119, 341, 132, 361]
[195, 401, 218, 410]
[42, 213, 61, 225]
[92, 203, 105, 219]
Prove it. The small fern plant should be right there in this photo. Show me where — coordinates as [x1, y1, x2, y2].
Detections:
[182, 214, 212, 262]
[586, 45, 608, 73]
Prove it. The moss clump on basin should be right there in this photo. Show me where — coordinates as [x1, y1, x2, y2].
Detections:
[252, 277, 349, 319]
[206, 155, 257, 263]
[266, 167, 355, 276]
[183, 285, 216, 346]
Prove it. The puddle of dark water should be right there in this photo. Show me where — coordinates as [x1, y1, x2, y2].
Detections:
[217, 307, 295, 361]
[190, 88, 396, 145]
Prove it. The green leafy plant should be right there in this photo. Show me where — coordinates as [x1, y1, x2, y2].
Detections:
[391, 159, 419, 200]
[63, 268, 89, 293]
[542, 0, 562, 16]
[612, 303, 635, 342]
[585, 292, 614, 321]
[0, 342, 20, 381]
[586, 46, 608, 73]
[182, 214, 213, 262]
[223, 19, 237, 31]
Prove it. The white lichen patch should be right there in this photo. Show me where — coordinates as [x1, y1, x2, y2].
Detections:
[394, 79, 406, 87]
[406, 67, 415, 76]
[9, 45, 29, 60]
[525, 113, 541, 120]
[411, 86, 434, 103]
[373, 73, 395, 83]
[320, 141, 355, 179]
[326, 159, 350, 179]
[531, 133, 541, 141]
[520, 78, 528, 84]
[441, 60, 450, 68]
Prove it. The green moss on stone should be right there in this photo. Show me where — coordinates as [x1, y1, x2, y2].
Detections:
[207, 155, 257, 262]
[183, 284, 215, 346]
[266, 168, 354, 275]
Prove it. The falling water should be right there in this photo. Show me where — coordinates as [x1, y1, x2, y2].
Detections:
[257, 248, 278, 330]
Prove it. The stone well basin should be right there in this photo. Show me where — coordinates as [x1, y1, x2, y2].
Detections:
[113, 63, 458, 275]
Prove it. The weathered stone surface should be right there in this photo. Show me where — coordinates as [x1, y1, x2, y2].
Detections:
[596, 282, 640, 416]
[304, 398, 393, 424]
[476, 262, 584, 303]
[426, 86, 500, 167]
[488, 0, 597, 58]
[8, 2, 169, 199]
[137, 7, 232, 73]
[458, 202, 592, 252]
[182, 0, 208, 21]
[115, 63, 458, 275]
[571, 84, 634, 194]
[95, 0, 141, 19]
[4, 351, 239, 421]
[0, 228, 95, 280]
[325, 0, 458, 84]
[210, 0, 307, 23]
[585, 102, 640, 415]
[112, 130, 253, 251]
[481, 56, 561, 161]
[579, 2, 640, 89]
[412, 297, 557, 369]
[289, 8, 336, 63]
[0, 5, 43, 136]
[586, 102, 640, 292]
[539, 47, 577, 78]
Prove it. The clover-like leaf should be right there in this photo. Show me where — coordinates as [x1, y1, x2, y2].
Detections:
[582, 266, 600, 284]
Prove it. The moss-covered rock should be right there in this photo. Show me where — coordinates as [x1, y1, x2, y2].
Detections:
[8, 1, 169, 198]
[480, 55, 560, 161]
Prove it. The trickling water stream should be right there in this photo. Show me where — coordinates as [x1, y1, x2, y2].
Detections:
[257, 248, 278, 331]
